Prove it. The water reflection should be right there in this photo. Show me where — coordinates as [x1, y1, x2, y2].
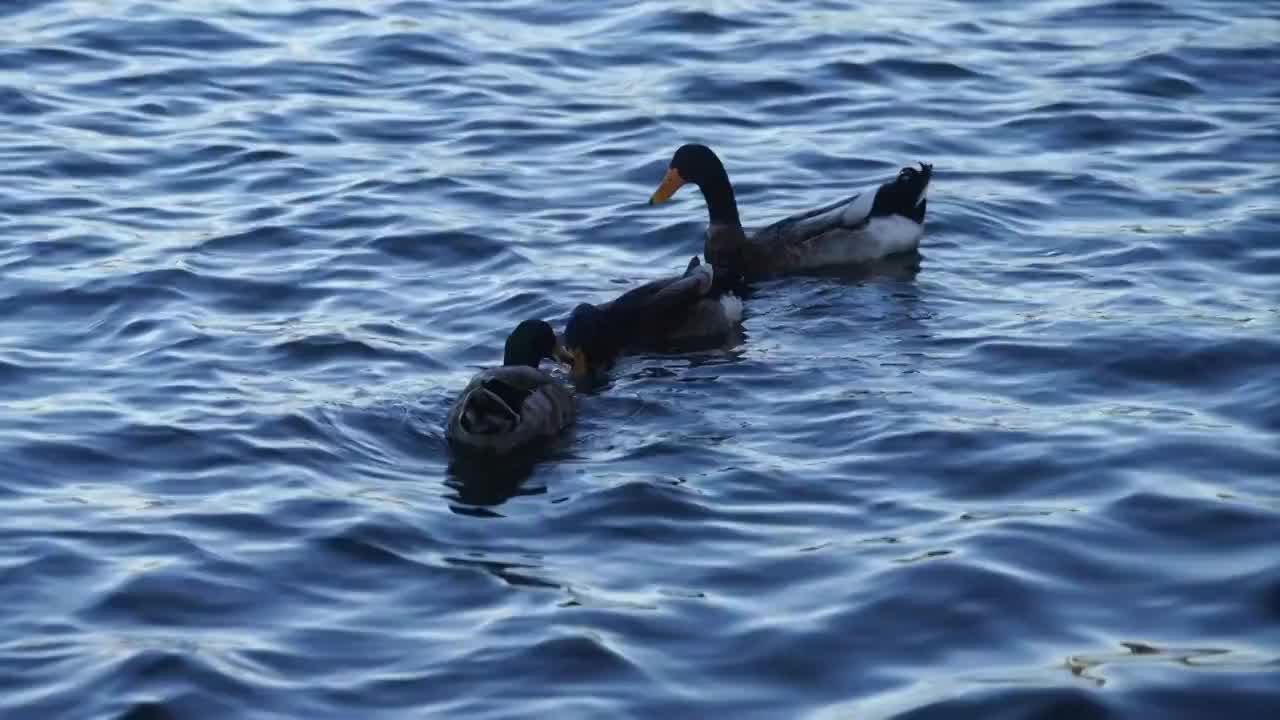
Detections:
[444, 451, 549, 511]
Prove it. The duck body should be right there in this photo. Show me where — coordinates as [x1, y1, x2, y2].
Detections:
[445, 320, 575, 455]
[563, 256, 743, 379]
[445, 365, 574, 455]
[650, 144, 932, 279]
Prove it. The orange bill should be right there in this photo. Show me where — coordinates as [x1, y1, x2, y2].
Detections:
[649, 168, 685, 205]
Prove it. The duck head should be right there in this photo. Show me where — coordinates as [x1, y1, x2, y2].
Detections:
[649, 143, 740, 225]
[562, 304, 613, 381]
[503, 319, 573, 368]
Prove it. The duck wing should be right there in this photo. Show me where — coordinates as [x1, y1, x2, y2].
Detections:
[745, 191, 873, 263]
[603, 257, 714, 319]
[595, 259, 717, 345]
[445, 366, 574, 454]
[743, 163, 933, 272]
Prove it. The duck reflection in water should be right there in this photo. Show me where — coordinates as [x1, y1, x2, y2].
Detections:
[444, 442, 569, 511]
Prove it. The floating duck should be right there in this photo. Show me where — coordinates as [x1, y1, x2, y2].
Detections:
[650, 143, 932, 278]
[445, 320, 575, 454]
[563, 256, 742, 380]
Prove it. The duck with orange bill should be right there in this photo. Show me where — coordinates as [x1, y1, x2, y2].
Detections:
[650, 143, 932, 279]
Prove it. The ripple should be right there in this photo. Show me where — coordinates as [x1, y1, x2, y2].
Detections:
[62, 18, 272, 56]
[0, 86, 59, 114]
[641, 9, 762, 35]
[1041, 0, 1212, 24]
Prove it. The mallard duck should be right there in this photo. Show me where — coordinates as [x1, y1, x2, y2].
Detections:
[649, 144, 932, 278]
[445, 319, 576, 455]
[563, 256, 743, 380]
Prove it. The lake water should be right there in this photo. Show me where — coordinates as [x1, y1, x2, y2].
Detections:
[2, 1, 1278, 718]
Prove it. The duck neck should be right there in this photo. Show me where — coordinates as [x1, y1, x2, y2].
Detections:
[503, 342, 543, 368]
[698, 165, 741, 227]
[502, 352, 537, 368]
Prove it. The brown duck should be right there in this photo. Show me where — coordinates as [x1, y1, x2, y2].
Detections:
[445, 320, 575, 455]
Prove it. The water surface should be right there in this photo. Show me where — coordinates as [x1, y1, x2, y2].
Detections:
[2, 1, 1278, 718]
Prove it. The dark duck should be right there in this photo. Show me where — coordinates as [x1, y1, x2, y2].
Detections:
[563, 256, 743, 381]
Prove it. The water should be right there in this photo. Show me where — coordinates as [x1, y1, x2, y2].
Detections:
[2, 1, 1278, 717]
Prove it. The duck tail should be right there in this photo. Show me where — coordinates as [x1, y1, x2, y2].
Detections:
[458, 385, 521, 435]
[718, 293, 744, 324]
[872, 162, 933, 224]
[909, 162, 933, 209]
[685, 256, 714, 294]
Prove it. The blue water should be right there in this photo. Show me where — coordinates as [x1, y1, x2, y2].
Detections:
[2, 1, 1278, 718]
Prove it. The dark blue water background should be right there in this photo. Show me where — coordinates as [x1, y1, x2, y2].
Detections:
[2, 1, 1278, 718]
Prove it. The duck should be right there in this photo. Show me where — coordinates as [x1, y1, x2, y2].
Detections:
[445, 319, 576, 455]
[563, 256, 743, 380]
[648, 143, 932, 279]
